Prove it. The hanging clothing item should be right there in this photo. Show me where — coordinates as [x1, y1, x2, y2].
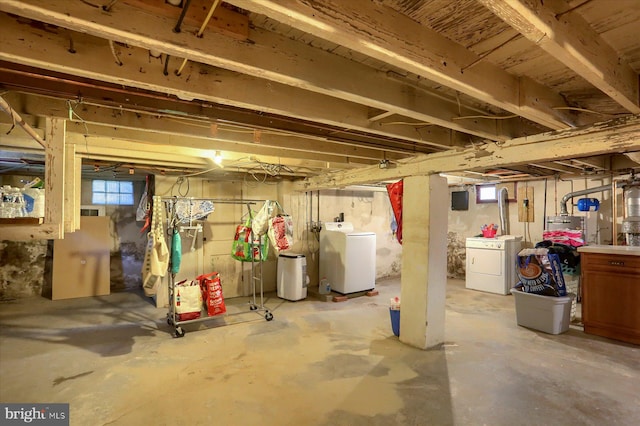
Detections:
[171, 229, 182, 275]
[142, 198, 167, 296]
[174, 198, 215, 223]
[386, 180, 403, 244]
[150, 228, 169, 277]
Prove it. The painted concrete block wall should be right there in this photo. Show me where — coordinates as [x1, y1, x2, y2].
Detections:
[312, 188, 403, 280]
[0, 174, 50, 300]
[2, 170, 625, 301]
[448, 176, 618, 278]
[151, 176, 282, 306]
[449, 177, 616, 244]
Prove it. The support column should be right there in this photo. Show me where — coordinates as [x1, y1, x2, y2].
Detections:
[45, 117, 66, 239]
[399, 174, 448, 349]
[64, 143, 80, 233]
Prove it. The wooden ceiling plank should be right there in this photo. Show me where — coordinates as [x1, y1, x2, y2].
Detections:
[64, 121, 373, 167]
[14, 93, 404, 162]
[121, 0, 250, 41]
[225, 0, 578, 129]
[294, 114, 640, 190]
[0, 16, 460, 151]
[570, 157, 608, 170]
[478, 0, 640, 114]
[0, 1, 508, 143]
[528, 162, 577, 174]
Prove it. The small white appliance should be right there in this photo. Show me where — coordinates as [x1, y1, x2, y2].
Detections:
[465, 235, 523, 295]
[277, 253, 308, 301]
[319, 222, 376, 294]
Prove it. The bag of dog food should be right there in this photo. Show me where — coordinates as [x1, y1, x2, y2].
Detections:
[513, 248, 567, 297]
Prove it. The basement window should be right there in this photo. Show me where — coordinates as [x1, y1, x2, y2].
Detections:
[476, 184, 497, 203]
[92, 180, 134, 205]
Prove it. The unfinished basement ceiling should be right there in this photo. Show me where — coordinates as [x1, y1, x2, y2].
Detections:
[0, 0, 639, 185]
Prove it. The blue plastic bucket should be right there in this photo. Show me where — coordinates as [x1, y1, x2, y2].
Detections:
[389, 308, 400, 336]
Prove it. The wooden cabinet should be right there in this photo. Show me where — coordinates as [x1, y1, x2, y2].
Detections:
[580, 251, 640, 345]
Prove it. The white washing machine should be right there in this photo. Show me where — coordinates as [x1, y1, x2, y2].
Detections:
[465, 235, 523, 295]
[277, 253, 308, 301]
[319, 222, 376, 294]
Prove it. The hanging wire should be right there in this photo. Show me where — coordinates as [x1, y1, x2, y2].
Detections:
[175, 176, 190, 197]
[108, 40, 123, 66]
[102, 0, 119, 11]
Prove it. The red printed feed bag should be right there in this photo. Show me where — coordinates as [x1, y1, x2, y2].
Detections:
[197, 272, 226, 317]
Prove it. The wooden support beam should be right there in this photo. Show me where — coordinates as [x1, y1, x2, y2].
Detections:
[64, 143, 79, 233]
[15, 94, 409, 161]
[0, 14, 458, 150]
[121, 0, 249, 41]
[0, 0, 536, 141]
[528, 162, 578, 174]
[478, 0, 640, 114]
[294, 114, 640, 191]
[44, 117, 65, 239]
[0, 95, 46, 147]
[64, 132, 365, 173]
[368, 109, 395, 122]
[65, 122, 376, 168]
[225, 0, 579, 130]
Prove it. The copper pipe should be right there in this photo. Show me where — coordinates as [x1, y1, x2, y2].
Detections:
[0, 95, 47, 148]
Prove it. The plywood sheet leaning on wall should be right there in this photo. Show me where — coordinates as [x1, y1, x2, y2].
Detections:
[52, 216, 111, 300]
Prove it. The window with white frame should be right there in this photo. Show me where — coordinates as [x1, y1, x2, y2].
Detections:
[92, 180, 134, 205]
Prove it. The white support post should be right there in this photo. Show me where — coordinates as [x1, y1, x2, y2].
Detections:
[399, 174, 448, 349]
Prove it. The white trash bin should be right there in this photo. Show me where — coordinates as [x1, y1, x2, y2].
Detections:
[277, 253, 308, 301]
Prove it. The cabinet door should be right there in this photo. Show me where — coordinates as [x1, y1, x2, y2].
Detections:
[582, 270, 640, 344]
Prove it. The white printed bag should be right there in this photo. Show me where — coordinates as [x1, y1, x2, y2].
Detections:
[252, 200, 277, 236]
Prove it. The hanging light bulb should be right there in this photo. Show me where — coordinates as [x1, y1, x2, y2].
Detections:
[213, 150, 223, 165]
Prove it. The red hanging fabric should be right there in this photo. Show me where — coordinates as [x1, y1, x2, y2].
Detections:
[386, 180, 403, 244]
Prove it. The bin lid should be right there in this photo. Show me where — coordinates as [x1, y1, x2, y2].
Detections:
[278, 252, 305, 258]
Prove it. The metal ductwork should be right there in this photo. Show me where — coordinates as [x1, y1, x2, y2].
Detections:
[625, 152, 640, 165]
[498, 186, 509, 235]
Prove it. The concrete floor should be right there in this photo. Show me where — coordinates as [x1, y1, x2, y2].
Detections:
[0, 277, 638, 426]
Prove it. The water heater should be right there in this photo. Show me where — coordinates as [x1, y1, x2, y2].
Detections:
[621, 179, 640, 246]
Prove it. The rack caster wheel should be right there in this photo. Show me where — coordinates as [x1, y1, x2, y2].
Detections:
[249, 304, 258, 311]
[174, 327, 185, 338]
[167, 317, 173, 326]
[265, 312, 274, 321]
